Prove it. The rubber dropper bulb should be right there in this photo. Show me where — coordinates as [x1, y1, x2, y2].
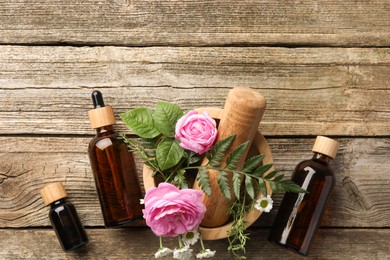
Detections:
[92, 91, 105, 108]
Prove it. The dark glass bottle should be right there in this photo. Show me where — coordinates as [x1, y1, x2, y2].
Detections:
[88, 91, 143, 227]
[40, 182, 89, 252]
[269, 136, 339, 255]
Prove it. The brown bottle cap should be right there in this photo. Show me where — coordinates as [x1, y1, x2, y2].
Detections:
[40, 182, 68, 206]
[312, 136, 339, 159]
[88, 106, 116, 129]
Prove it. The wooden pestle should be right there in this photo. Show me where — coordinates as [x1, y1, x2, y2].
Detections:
[194, 87, 266, 228]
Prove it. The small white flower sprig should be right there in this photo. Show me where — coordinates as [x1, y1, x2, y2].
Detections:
[120, 102, 305, 259]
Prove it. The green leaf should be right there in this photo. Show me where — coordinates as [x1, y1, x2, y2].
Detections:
[258, 178, 267, 197]
[252, 163, 273, 178]
[189, 156, 201, 165]
[153, 102, 183, 137]
[174, 169, 188, 189]
[279, 180, 308, 193]
[145, 159, 158, 171]
[140, 138, 157, 149]
[156, 139, 184, 171]
[269, 181, 277, 192]
[273, 174, 285, 182]
[218, 171, 231, 201]
[208, 135, 235, 167]
[144, 149, 156, 157]
[183, 151, 201, 166]
[120, 108, 160, 138]
[264, 170, 278, 180]
[245, 176, 255, 199]
[233, 172, 242, 200]
[197, 169, 211, 196]
[225, 141, 249, 170]
[242, 154, 265, 174]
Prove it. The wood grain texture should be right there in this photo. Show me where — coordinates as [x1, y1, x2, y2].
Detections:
[0, 0, 389, 47]
[1, 137, 389, 228]
[0, 228, 389, 259]
[0, 46, 389, 136]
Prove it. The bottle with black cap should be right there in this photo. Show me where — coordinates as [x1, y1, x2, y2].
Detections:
[268, 136, 339, 255]
[88, 91, 143, 227]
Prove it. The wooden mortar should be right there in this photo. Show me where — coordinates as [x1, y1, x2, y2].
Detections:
[143, 107, 274, 240]
[193, 87, 266, 227]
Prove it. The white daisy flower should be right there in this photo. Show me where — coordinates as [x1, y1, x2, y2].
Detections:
[254, 195, 273, 213]
[182, 231, 200, 246]
[154, 247, 172, 258]
[173, 246, 193, 260]
[139, 199, 145, 204]
[196, 249, 216, 259]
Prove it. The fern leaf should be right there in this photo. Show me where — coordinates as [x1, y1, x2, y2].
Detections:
[232, 172, 242, 200]
[279, 180, 307, 193]
[196, 169, 211, 196]
[174, 169, 188, 189]
[273, 174, 285, 182]
[264, 170, 278, 180]
[242, 154, 265, 174]
[252, 163, 273, 178]
[208, 135, 235, 167]
[218, 171, 231, 201]
[225, 141, 249, 170]
[245, 176, 255, 199]
[258, 178, 267, 197]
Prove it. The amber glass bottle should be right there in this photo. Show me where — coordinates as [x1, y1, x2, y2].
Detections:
[88, 91, 143, 227]
[268, 136, 339, 255]
[40, 182, 89, 251]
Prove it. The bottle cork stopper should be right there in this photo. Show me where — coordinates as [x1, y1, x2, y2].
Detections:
[312, 136, 339, 159]
[40, 182, 68, 206]
[88, 106, 116, 129]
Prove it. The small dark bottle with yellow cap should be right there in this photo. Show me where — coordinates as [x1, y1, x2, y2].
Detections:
[40, 182, 89, 251]
[268, 136, 339, 255]
[87, 90, 143, 228]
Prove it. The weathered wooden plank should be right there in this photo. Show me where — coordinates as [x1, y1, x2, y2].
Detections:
[0, 228, 388, 259]
[1, 137, 389, 228]
[0, 46, 389, 136]
[0, 0, 389, 46]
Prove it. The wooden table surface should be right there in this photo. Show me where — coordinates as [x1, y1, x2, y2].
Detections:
[0, 1, 389, 259]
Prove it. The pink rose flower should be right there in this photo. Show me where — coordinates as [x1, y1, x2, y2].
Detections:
[143, 183, 206, 237]
[175, 110, 217, 154]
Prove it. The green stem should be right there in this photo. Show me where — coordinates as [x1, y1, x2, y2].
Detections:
[183, 165, 268, 184]
[199, 233, 206, 251]
[178, 236, 184, 248]
[159, 236, 163, 249]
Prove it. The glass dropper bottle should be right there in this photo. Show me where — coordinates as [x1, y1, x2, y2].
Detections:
[87, 90, 144, 227]
[40, 182, 89, 251]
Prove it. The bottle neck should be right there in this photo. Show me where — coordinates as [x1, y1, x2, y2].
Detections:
[50, 198, 67, 209]
[95, 124, 115, 136]
[312, 152, 332, 165]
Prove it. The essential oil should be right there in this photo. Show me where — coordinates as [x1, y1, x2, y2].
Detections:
[268, 136, 339, 255]
[88, 90, 143, 227]
[40, 182, 89, 251]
